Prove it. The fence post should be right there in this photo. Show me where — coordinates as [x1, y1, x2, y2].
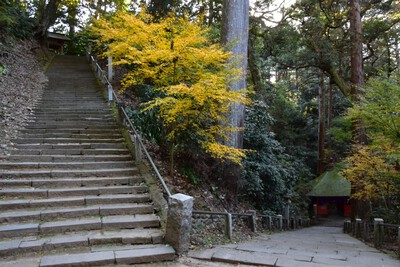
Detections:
[277, 215, 283, 230]
[397, 226, 400, 258]
[268, 216, 272, 230]
[363, 222, 368, 241]
[248, 210, 257, 232]
[343, 219, 350, 233]
[225, 213, 232, 240]
[373, 218, 384, 248]
[313, 204, 317, 220]
[355, 218, 361, 238]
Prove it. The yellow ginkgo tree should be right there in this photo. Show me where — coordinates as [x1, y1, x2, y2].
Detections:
[90, 11, 249, 170]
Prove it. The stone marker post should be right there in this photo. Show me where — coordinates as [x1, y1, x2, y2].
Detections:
[165, 193, 193, 255]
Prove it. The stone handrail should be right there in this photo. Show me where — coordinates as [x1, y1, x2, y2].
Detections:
[344, 218, 400, 257]
[193, 210, 310, 240]
[87, 53, 172, 198]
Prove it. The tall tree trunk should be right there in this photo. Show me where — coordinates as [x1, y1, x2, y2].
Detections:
[221, 0, 249, 149]
[67, 2, 79, 38]
[349, 0, 367, 145]
[248, 24, 262, 94]
[208, 0, 214, 26]
[95, 0, 103, 19]
[328, 77, 334, 129]
[349, 0, 366, 221]
[220, 0, 249, 192]
[318, 72, 326, 175]
[396, 37, 400, 76]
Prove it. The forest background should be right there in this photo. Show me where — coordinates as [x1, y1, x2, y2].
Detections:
[1, 0, 399, 223]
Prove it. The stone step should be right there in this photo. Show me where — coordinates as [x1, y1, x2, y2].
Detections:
[32, 108, 111, 113]
[2, 154, 132, 162]
[11, 148, 130, 155]
[0, 176, 143, 188]
[39, 245, 175, 266]
[0, 214, 160, 238]
[24, 124, 120, 129]
[0, 167, 138, 178]
[32, 109, 112, 113]
[14, 143, 126, 150]
[0, 185, 148, 198]
[0, 194, 152, 211]
[18, 133, 123, 139]
[30, 112, 113, 116]
[37, 99, 106, 103]
[15, 138, 124, 144]
[20, 129, 121, 134]
[24, 125, 120, 130]
[0, 161, 133, 170]
[28, 116, 115, 121]
[0, 203, 154, 223]
[0, 230, 167, 258]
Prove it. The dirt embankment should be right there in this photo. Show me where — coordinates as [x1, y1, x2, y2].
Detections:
[0, 39, 48, 157]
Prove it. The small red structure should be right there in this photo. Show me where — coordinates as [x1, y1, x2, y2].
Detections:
[308, 170, 351, 218]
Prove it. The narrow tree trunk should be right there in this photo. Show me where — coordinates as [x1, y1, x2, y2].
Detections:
[95, 0, 103, 19]
[318, 72, 326, 175]
[396, 37, 400, 76]
[328, 77, 333, 129]
[208, 0, 215, 26]
[248, 25, 262, 93]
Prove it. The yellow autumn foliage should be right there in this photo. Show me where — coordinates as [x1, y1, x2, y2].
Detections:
[90, 11, 249, 164]
[341, 145, 399, 202]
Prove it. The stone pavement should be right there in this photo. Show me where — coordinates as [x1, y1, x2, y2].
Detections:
[189, 226, 400, 267]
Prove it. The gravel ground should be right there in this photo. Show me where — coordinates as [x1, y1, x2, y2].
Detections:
[0, 39, 48, 157]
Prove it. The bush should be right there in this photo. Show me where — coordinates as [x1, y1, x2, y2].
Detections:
[0, 1, 35, 39]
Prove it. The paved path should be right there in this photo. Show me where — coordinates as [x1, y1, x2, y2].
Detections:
[189, 226, 400, 267]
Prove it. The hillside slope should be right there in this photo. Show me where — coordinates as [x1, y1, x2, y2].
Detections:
[0, 39, 47, 157]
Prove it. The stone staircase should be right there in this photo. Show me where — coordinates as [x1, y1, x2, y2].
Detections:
[0, 56, 175, 266]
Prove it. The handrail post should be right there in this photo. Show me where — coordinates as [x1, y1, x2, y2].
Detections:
[107, 84, 113, 101]
[134, 135, 142, 163]
[107, 53, 113, 82]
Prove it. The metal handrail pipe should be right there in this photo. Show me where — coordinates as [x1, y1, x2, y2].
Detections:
[88, 53, 172, 198]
